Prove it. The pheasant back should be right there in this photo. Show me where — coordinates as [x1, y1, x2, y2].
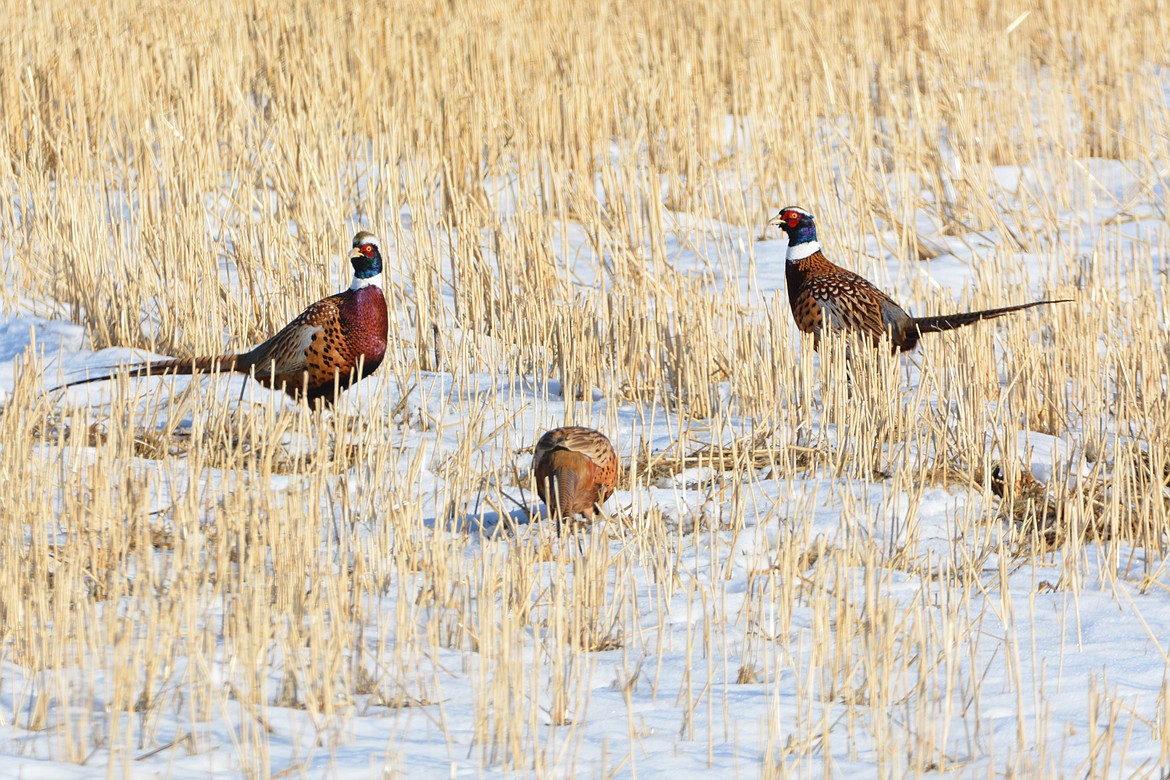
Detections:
[533, 426, 618, 520]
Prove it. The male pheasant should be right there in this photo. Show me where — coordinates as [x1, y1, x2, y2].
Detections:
[769, 206, 1068, 352]
[533, 426, 619, 524]
[55, 231, 389, 406]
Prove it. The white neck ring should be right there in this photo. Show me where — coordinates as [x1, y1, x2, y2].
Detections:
[350, 272, 383, 290]
[786, 240, 821, 261]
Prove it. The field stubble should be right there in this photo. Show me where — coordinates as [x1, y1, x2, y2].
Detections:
[0, 0, 1169, 776]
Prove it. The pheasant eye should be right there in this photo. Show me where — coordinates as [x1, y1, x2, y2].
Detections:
[361, 244, 376, 257]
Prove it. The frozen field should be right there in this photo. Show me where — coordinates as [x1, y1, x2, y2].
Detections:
[2, 2, 1169, 777]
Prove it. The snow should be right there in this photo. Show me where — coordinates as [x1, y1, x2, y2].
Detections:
[1, 155, 1169, 778]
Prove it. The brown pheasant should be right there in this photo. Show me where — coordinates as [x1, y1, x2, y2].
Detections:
[533, 426, 619, 524]
[54, 231, 389, 407]
[769, 206, 1069, 351]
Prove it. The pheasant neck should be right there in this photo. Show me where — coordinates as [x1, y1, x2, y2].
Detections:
[786, 240, 821, 261]
[349, 272, 383, 291]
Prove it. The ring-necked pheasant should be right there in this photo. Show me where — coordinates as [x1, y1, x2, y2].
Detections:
[533, 426, 619, 524]
[54, 231, 389, 406]
[769, 206, 1069, 352]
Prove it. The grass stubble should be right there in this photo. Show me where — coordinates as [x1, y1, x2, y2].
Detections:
[0, 0, 1168, 776]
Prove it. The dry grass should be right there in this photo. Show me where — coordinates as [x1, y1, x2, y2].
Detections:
[1, 0, 1169, 776]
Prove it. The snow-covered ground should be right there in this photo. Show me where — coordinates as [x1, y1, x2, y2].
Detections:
[2, 155, 1169, 779]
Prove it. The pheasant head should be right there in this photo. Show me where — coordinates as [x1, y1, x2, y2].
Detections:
[769, 207, 820, 260]
[349, 231, 384, 289]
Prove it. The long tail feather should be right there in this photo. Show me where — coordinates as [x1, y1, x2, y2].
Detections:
[912, 299, 1072, 334]
[50, 354, 240, 392]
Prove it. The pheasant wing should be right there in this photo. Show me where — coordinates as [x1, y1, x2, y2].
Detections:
[244, 297, 340, 385]
[538, 427, 613, 462]
[805, 270, 901, 344]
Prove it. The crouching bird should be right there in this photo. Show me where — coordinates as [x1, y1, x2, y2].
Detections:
[533, 426, 618, 526]
[54, 231, 389, 407]
[769, 207, 1070, 352]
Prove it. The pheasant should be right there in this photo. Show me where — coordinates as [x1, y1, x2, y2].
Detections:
[533, 426, 619, 524]
[769, 206, 1069, 352]
[55, 231, 389, 406]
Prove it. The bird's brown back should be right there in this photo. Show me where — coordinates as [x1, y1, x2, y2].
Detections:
[533, 426, 618, 518]
[786, 250, 916, 350]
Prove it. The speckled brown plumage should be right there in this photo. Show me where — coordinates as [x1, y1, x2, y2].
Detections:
[771, 207, 1070, 352]
[55, 231, 389, 406]
[533, 426, 618, 522]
